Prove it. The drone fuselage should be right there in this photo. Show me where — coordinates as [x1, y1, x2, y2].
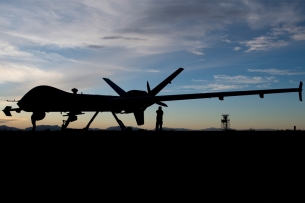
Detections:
[17, 86, 153, 113]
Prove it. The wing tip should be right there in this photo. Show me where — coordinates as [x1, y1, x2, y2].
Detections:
[299, 81, 303, 102]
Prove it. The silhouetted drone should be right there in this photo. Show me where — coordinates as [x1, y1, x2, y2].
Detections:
[3, 68, 303, 131]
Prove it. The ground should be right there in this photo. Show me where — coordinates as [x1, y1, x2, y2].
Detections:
[1, 130, 303, 201]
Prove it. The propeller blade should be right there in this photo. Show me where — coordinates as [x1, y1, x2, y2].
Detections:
[148, 81, 166, 106]
[147, 81, 151, 94]
[155, 101, 168, 107]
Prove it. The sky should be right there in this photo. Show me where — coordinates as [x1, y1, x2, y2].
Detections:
[0, 0, 305, 130]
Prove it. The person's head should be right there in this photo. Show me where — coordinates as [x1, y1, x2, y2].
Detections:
[159, 106, 162, 110]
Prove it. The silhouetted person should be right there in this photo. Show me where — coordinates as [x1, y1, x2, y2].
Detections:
[156, 106, 163, 131]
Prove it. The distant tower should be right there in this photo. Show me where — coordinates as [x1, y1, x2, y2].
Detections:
[221, 114, 230, 131]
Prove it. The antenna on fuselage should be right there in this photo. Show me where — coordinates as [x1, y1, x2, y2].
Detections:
[6, 100, 18, 102]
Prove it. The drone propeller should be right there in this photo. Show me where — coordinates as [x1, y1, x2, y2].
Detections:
[147, 81, 168, 107]
[147, 81, 151, 94]
[155, 101, 168, 107]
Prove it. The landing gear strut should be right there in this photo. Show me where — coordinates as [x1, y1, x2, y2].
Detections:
[83, 111, 100, 131]
[31, 115, 36, 131]
[83, 111, 127, 131]
[61, 119, 71, 130]
[61, 111, 128, 131]
[111, 111, 126, 131]
[31, 112, 46, 131]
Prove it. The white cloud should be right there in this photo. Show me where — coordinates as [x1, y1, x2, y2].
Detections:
[248, 68, 305, 76]
[240, 36, 289, 52]
[184, 74, 279, 92]
[0, 41, 32, 58]
[0, 0, 304, 56]
[194, 59, 205, 62]
[0, 116, 27, 123]
[214, 75, 278, 84]
[272, 25, 305, 41]
[0, 63, 63, 84]
[293, 33, 305, 41]
[187, 47, 205, 55]
[233, 47, 241, 51]
[181, 84, 248, 91]
[241, 0, 304, 30]
[222, 39, 231, 43]
[0, 1, 212, 54]
[289, 80, 298, 83]
[111, 67, 160, 73]
[0, 41, 88, 65]
[146, 69, 160, 73]
[256, 83, 271, 88]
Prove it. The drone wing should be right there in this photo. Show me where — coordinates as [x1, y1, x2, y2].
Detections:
[107, 82, 303, 103]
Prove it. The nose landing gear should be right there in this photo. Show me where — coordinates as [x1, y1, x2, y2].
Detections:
[31, 111, 46, 131]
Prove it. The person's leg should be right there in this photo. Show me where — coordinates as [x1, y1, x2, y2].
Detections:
[156, 121, 158, 131]
[160, 121, 162, 131]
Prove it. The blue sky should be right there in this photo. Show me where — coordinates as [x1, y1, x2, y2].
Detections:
[0, 0, 305, 130]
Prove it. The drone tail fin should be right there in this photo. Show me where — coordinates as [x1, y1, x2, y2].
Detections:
[150, 68, 184, 96]
[103, 78, 126, 96]
[3, 106, 12, 116]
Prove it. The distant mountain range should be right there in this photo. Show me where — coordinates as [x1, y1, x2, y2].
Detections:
[0, 125, 281, 132]
[0, 125, 62, 131]
[24, 125, 62, 131]
[0, 125, 22, 131]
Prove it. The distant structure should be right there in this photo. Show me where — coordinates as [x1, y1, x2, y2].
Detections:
[221, 114, 230, 131]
